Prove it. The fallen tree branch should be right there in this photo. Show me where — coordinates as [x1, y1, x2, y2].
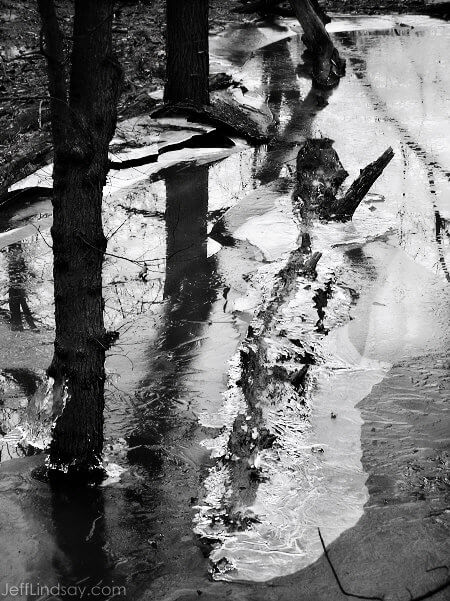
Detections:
[318, 529, 450, 601]
[407, 577, 450, 601]
[0, 136, 53, 201]
[318, 528, 384, 601]
[295, 139, 394, 221]
[330, 147, 394, 219]
[152, 97, 272, 143]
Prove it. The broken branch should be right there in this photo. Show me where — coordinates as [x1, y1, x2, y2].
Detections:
[318, 528, 384, 601]
[331, 147, 394, 219]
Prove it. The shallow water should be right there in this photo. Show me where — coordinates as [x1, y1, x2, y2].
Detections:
[0, 14, 449, 598]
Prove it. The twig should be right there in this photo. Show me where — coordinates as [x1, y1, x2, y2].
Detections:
[77, 232, 160, 266]
[85, 513, 103, 541]
[408, 577, 450, 601]
[105, 215, 131, 241]
[30, 223, 53, 249]
[38, 100, 44, 129]
[426, 566, 449, 574]
[318, 528, 384, 600]
[319, 529, 450, 601]
[78, 232, 197, 267]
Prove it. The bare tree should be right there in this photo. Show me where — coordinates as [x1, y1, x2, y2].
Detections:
[164, 0, 209, 106]
[37, 0, 122, 481]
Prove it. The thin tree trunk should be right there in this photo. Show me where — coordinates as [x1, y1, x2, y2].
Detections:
[38, 0, 122, 481]
[164, 0, 209, 106]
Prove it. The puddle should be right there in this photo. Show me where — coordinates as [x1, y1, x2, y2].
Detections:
[0, 14, 449, 598]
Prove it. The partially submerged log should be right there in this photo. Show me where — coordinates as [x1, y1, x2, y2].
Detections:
[330, 147, 394, 219]
[288, 0, 345, 88]
[211, 244, 323, 524]
[296, 138, 394, 220]
[296, 138, 348, 214]
[199, 141, 393, 545]
[152, 92, 273, 143]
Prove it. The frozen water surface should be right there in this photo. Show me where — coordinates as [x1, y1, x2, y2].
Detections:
[0, 14, 449, 596]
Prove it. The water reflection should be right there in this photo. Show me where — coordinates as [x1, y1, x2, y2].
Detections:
[117, 164, 220, 591]
[1, 16, 449, 597]
[49, 486, 124, 601]
[164, 165, 212, 301]
[6, 243, 37, 331]
[12, 165, 218, 600]
[257, 38, 337, 185]
[127, 165, 217, 454]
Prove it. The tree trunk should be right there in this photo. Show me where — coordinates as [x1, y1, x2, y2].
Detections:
[164, 0, 209, 106]
[288, 0, 345, 88]
[38, 0, 122, 481]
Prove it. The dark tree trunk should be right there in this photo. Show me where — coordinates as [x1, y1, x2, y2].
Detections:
[37, 0, 122, 481]
[164, 0, 209, 106]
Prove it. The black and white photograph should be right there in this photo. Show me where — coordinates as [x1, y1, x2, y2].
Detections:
[0, 1, 449, 600]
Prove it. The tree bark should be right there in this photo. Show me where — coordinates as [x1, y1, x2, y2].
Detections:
[288, 0, 345, 88]
[164, 0, 209, 106]
[37, 0, 122, 481]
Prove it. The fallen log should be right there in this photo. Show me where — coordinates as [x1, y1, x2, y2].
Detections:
[330, 147, 394, 219]
[152, 91, 274, 143]
[288, 0, 345, 88]
[296, 138, 348, 215]
[296, 139, 394, 220]
[0, 134, 52, 202]
[199, 139, 392, 548]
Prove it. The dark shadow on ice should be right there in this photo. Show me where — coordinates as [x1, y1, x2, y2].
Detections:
[126, 164, 217, 466]
[6, 243, 38, 331]
[49, 485, 125, 601]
